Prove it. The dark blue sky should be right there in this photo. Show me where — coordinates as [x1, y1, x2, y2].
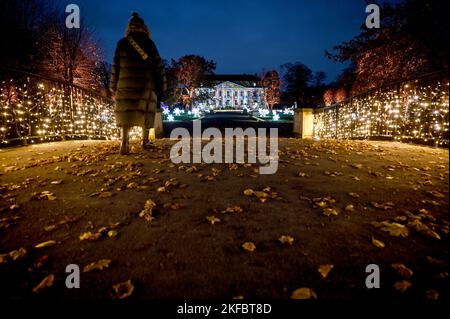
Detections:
[76, 0, 383, 83]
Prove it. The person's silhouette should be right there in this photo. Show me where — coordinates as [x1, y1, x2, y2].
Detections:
[110, 12, 166, 154]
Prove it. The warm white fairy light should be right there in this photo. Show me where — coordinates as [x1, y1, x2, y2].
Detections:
[314, 73, 449, 147]
[1, 73, 118, 145]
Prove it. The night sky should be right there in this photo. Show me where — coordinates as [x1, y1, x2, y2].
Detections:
[76, 0, 390, 83]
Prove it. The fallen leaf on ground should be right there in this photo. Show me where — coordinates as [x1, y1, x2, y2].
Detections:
[108, 230, 118, 238]
[31, 255, 49, 270]
[318, 264, 334, 279]
[44, 225, 57, 232]
[139, 199, 157, 223]
[378, 222, 409, 237]
[290, 288, 317, 299]
[163, 202, 183, 210]
[79, 232, 102, 241]
[393, 280, 412, 292]
[391, 264, 413, 278]
[157, 186, 166, 193]
[426, 289, 439, 300]
[323, 208, 338, 217]
[33, 191, 57, 201]
[371, 202, 395, 210]
[222, 206, 244, 214]
[1, 248, 27, 264]
[425, 256, 447, 266]
[371, 237, 385, 248]
[407, 220, 441, 240]
[112, 280, 134, 299]
[344, 204, 355, 212]
[242, 242, 256, 252]
[278, 235, 294, 246]
[34, 240, 57, 249]
[83, 259, 111, 273]
[206, 216, 221, 225]
[32, 274, 55, 293]
[426, 191, 445, 198]
[98, 192, 113, 199]
[139, 210, 155, 223]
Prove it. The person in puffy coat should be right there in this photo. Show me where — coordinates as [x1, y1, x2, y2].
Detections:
[110, 12, 167, 154]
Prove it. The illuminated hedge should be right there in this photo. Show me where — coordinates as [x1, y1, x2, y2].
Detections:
[0, 69, 118, 146]
[314, 71, 449, 147]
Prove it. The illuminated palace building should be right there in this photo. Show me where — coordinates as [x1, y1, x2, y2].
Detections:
[195, 74, 267, 109]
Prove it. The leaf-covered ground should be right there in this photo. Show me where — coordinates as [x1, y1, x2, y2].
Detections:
[0, 139, 448, 300]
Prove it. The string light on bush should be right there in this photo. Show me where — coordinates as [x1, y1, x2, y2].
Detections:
[1, 70, 119, 146]
[314, 72, 449, 147]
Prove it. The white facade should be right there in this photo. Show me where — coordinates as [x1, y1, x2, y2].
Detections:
[195, 81, 266, 109]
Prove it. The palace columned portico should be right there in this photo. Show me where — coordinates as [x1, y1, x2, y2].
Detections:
[195, 74, 267, 109]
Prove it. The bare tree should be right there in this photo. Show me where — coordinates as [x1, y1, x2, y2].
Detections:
[262, 70, 281, 109]
[41, 15, 105, 90]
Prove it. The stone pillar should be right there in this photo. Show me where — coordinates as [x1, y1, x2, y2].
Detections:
[153, 110, 164, 138]
[293, 108, 314, 139]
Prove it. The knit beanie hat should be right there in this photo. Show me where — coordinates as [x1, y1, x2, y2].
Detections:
[125, 12, 151, 37]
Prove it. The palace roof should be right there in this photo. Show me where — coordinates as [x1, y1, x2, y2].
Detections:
[200, 74, 262, 88]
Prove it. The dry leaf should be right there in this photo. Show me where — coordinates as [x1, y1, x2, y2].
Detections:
[380, 222, 409, 237]
[344, 204, 355, 212]
[206, 216, 221, 225]
[348, 192, 360, 198]
[144, 199, 156, 211]
[126, 182, 138, 189]
[139, 199, 157, 223]
[32, 274, 55, 293]
[6, 248, 27, 262]
[323, 208, 338, 217]
[163, 202, 183, 210]
[34, 240, 57, 249]
[371, 202, 395, 210]
[157, 186, 166, 193]
[243, 189, 254, 196]
[290, 288, 317, 299]
[44, 225, 57, 232]
[222, 206, 244, 214]
[425, 256, 447, 266]
[50, 180, 63, 185]
[278, 235, 295, 246]
[83, 259, 111, 273]
[426, 289, 439, 300]
[108, 230, 118, 238]
[98, 192, 113, 199]
[112, 280, 134, 299]
[391, 264, 413, 278]
[426, 191, 445, 198]
[318, 264, 334, 279]
[79, 232, 102, 241]
[32, 255, 49, 270]
[371, 237, 385, 248]
[242, 242, 256, 252]
[393, 280, 412, 292]
[139, 210, 155, 223]
[0, 254, 8, 264]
